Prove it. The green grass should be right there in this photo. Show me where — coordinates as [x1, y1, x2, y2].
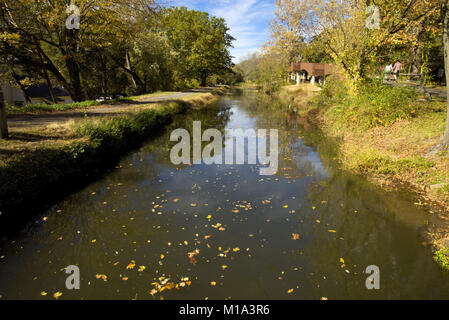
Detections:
[6, 100, 103, 114]
[353, 150, 435, 175]
[318, 80, 445, 129]
[5, 96, 140, 114]
[434, 249, 449, 270]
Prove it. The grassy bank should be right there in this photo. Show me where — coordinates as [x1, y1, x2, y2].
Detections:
[0, 88, 224, 237]
[277, 82, 449, 266]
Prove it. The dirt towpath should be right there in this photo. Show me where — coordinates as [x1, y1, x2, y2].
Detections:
[8, 89, 214, 130]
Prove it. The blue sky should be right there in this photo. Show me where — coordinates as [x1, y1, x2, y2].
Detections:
[168, 0, 275, 62]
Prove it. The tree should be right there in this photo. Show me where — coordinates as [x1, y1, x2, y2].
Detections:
[0, 0, 156, 101]
[440, 0, 449, 148]
[161, 7, 234, 87]
[0, 87, 8, 139]
[268, 0, 313, 64]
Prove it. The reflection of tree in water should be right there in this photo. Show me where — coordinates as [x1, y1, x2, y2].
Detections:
[236, 92, 338, 179]
[127, 100, 233, 173]
[235, 91, 449, 299]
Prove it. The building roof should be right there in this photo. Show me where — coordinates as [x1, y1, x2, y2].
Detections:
[291, 62, 334, 77]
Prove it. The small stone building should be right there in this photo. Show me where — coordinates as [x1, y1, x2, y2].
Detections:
[290, 62, 334, 85]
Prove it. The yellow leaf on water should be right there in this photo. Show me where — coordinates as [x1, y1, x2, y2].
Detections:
[150, 289, 158, 296]
[211, 281, 217, 286]
[328, 230, 337, 233]
[96, 274, 108, 281]
[340, 258, 345, 264]
[287, 289, 294, 294]
[126, 260, 136, 270]
[53, 292, 63, 299]
[40, 291, 47, 296]
[221, 265, 228, 270]
[160, 254, 165, 260]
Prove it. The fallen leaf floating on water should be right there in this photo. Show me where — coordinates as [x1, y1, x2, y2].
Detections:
[40, 291, 47, 296]
[292, 233, 300, 240]
[211, 281, 217, 286]
[95, 274, 108, 281]
[138, 266, 146, 272]
[328, 230, 337, 233]
[287, 289, 294, 294]
[126, 260, 136, 270]
[53, 292, 63, 299]
[188, 249, 200, 259]
[173, 198, 180, 203]
[221, 265, 228, 270]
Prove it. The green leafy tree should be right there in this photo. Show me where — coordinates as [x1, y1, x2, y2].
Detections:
[161, 7, 234, 87]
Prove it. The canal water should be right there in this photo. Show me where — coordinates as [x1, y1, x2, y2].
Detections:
[1, 90, 449, 300]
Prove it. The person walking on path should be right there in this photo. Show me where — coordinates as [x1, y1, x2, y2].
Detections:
[385, 63, 393, 81]
[392, 60, 402, 81]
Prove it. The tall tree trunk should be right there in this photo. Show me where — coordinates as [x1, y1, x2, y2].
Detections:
[441, 0, 449, 147]
[124, 51, 145, 93]
[102, 54, 108, 95]
[0, 88, 9, 139]
[125, 51, 137, 89]
[35, 41, 57, 103]
[201, 72, 208, 87]
[10, 69, 31, 104]
[43, 70, 57, 104]
[64, 29, 84, 102]
[65, 55, 84, 102]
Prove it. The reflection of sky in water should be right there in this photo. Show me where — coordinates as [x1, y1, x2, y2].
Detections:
[291, 140, 328, 180]
[201, 101, 328, 180]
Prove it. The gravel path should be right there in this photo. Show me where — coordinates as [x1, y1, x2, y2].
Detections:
[8, 89, 211, 129]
